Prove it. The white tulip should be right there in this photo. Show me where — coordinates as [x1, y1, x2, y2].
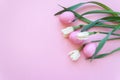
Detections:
[61, 26, 74, 37]
[77, 32, 89, 40]
[68, 50, 80, 61]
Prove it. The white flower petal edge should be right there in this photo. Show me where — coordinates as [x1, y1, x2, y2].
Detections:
[61, 26, 74, 37]
[68, 50, 80, 61]
[77, 32, 89, 40]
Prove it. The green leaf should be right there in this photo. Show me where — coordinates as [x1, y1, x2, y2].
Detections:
[54, 2, 85, 16]
[87, 1, 112, 11]
[81, 10, 120, 16]
[81, 20, 99, 32]
[55, 1, 117, 16]
[92, 30, 113, 58]
[81, 16, 120, 32]
[87, 1, 118, 16]
[72, 10, 92, 23]
[101, 16, 120, 22]
[92, 37, 120, 43]
[91, 24, 120, 60]
[99, 32, 120, 36]
[95, 24, 117, 28]
[91, 47, 120, 59]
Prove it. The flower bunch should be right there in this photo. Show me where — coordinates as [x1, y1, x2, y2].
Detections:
[55, 1, 120, 61]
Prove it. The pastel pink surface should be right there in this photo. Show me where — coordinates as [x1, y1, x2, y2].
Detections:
[0, 0, 120, 80]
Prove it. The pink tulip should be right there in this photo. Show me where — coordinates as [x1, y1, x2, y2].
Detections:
[69, 31, 84, 44]
[83, 43, 97, 58]
[59, 11, 75, 24]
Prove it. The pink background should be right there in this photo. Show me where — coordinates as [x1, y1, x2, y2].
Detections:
[0, 0, 120, 80]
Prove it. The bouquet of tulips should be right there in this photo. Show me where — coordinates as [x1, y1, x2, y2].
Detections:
[55, 1, 120, 62]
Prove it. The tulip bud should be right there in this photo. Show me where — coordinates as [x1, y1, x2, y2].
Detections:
[77, 32, 90, 40]
[59, 11, 75, 24]
[83, 43, 97, 58]
[68, 50, 80, 61]
[69, 31, 85, 44]
[61, 26, 74, 37]
[77, 32, 97, 40]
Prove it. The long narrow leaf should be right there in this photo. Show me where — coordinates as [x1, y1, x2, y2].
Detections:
[81, 16, 120, 31]
[100, 32, 120, 36]
[55, 1, 117, 16]
[101, 16, 120, 22]
[88, 1, 112, 11]
[92, 37, 120, 43]
[87, 1, 118, 16]
[81, 10, 120, 16]
[91, 25, 120, 60]
[81, 20, 99, 32]
[54, 2, 86, 15]
[95, 24, 117, 28]
[72, 11, 92, 23]
[91, 47, 120, 59]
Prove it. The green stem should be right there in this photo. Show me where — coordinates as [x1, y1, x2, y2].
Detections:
[75, 14, 92, 23]
[95, 24, 117, 28]
[99, 32, 120, 36]
[73, 25, 84, 30]
[73, 24, 117, 31]
[92, 37, 120, 43]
